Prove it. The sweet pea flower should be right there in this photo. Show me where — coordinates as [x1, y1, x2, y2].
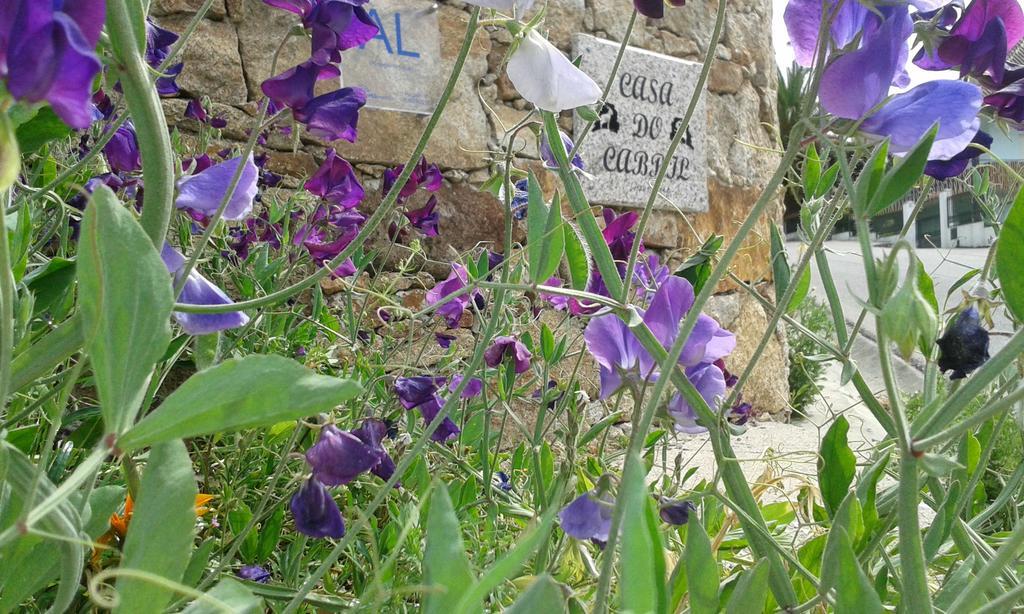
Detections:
[294, 87, 366, 143]
[290, 478, 345, 538]
[146, 20, 184, 96]
[415, 395, 462, 442]
[382, 156, 443, 203]
[937, 307, 990, 379]
[236, 565, 271, 583]
[102, 122, 142, 173]
[161, 245, 251, 335]
[602, 208, 641, 261]
[506, 30, 601, 112]
[305, 150, 365, 208]
[404, 195, 440, 237]
[425, 264, 483, 327]
[659, 499, 694, 525]
[351, 418, 399, 483]
[305, 424, 384, 486]
[175, 154, 260, 221]
[262, 61, 341, 111]
[984, 66, 1024, 123]
[559, 490, 613, 543]
[484, 336, 532, 373]
[185, 99, 208, 122]
[263, 0, 378, 64]
[540, 130, 585, 172]
[914, 0, 1024, 82]
[924, 130, 992, 179]
[0, 0, 105, 129]
[394, 376, 446, 409]
[449, 375, 484, 398]
[666, 362, 728, 434]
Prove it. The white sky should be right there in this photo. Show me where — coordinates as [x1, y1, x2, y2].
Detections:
[770, 0, 951, 88]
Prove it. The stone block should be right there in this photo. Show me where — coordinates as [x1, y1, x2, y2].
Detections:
[233, 0, 312, 99]
[152, 15, 249, 104]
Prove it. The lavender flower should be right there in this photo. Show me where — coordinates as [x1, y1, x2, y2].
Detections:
[925, 131, 993, 179]
[484, 336, 533, 374]
[404, 195, 440, 237]
[146, 20, 184, 96]
[382, 156, 443, 203]
[1, 0, 105, 128]
[175, 154, 260, 221]
[294, 87, 366, 143]
[540, 130, 585, 172]
[161, 245, 250, 335]
[506, 30, 601, 112]
[559, 490, 613, 542]
[305, 424, 384, 486]
[305, 150, 365, 208]
[290, 478, 345, 538]
[425, 264, 482, 328]
[103, 122, 142, 174]
[236, 565, 271, 583]
[351, 418, 399, 483]
[263, 0, 379, 64]
[937, 307, 990, 379]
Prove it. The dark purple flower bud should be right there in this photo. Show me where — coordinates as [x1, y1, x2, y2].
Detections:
[487, 250, 505, 272]
[634, 0, 664, 18]
[92, 89, 114, 120]
[184, 154, 215, 175]
[305, 150, 365, 208]
[558, 490, 613, 542]
[925, 131, 993, 179]
[404, 195, 440, 237]
[659, 499, 694, 525]
[435, 332, 456, 348]
[484, 336, 532, 374]
[495, 471, 512, 492]
[161, 244, 250, 335]
[377, 308, 392, 324]
[305, 424, 384, 486]
[294, 87, 366, 143]
[262, 61, 340, 111]
[540, 130, 585, 171]
[236, 565, 271, 583]
[449, 375, 483, 398]
[175, 154, 260, 221]
[351, 418, 399, 484]
[728, 402, 752, 426]
[210, 116, 228, 129]
[937, 307, 990, 379]
[102, 122, 142, 173]
[2, 0, 105, 129]
[145, 20, 184, 96]
[290, 478, 345, 538]
[185, 99, 208, 122]
[295, 346, 308, 358]
[382, 156, 443, 203]
[416, 394, 461, 442]
[394, 376, 445, 409]
[602, 209, 640, 261]
[984, 66, 1024, 123]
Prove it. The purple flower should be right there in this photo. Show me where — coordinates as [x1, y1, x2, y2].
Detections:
[290, 478, 345, 538]
[666, 362, 728, 434]
[633, 0, 664, 19]
[261, 61, 340, 111]
[351, 418, 399, 483]
[382, 156, 443, 203]
[540, 130, 585, 172]
[425, 264, 482, 328]
[416, 394, 461, 442]
[294, 87, 366, 143]
[185, 99, 208, 122]
[305, 150, 364, 208]
[394, 376, 446, 409]
[448, 374, 483, 398]
[509, 179, 529, 220]
[484, 336, 532, 374]
[236, 565, 271, 583]
[263, 0, 378, 64]
[925, 130, 992, 179]
[404, 195, 439, 237]
[161, 245, 250, 335]
[558, 490, 613, 542]
[914, 0, 1024, 82]
[659, 499, 694, 525]
[728, 401, 753, 426]
[103, 122, 142, 173]
[495, 471, 512, 492]
[602, 209, 641, 261]
[175, 154, 260, 221]
[985, 66, 1024, 123]
[146, 20, 183, 96]
[436, 332, 456, 348]
[293, 205, 364, 278]
[937, 307, 990, 379]
[1, 0, 105, 129]
[305, 424, 384, 486]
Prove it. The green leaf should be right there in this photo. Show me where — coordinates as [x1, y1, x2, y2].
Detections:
[526, 175, 565, 284]
[685, 516, 719, 614]
[855, 453, 890, 535]
[724, 560, 770, 614]
[15, 107, 72, 153]
[934, 555, 977, 612]
[820, 527, 882, 614]
[853, 140, 889, 217]
[923, 480, 961, 561]
[78, 185, 174, 434]
[869, 124, 938, 217]
[619, 453, 667, 614]
[423, 483, 474, 614]
[119, 355, 362, 450]
[915, 258, 938, 315]
[527, 172, 547, 277]
[996, 186, 1024, 321]
[818, 416, 856, 517]
[577, 105, 600, 122]
[257, 505, 286, 562]
[24, 258, 76, 317]
[769, 224, 791, 306]
[0, 112, 20, 193]
[814, 163, 840, 199]
[674, 234, 723, 295]
[504, 574, 566, 613]
[181, 578, 263, 613]
[802, 144, 821, 197]
[786, 266, 811, 314]
[562, 222, 591, 291]
[116, 439, 198, 613]
[83, 485, 127, 540]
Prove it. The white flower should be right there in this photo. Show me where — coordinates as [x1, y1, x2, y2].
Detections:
[506, 30, 601, 113]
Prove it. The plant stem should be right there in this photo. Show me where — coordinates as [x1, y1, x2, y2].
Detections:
[0, 190, 14, 411]
[106, 1, 176, 248]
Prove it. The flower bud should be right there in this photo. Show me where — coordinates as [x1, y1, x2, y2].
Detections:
[880, 272, 937, 360]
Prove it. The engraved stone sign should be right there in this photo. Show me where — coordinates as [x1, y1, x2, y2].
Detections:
[342, 0, 442, 115]
[572, 34, 708, 212]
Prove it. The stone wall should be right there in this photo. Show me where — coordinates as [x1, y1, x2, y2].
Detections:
[152, 0, 791, 417]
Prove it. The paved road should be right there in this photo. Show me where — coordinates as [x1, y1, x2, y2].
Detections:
[786, 240, 1011, 355]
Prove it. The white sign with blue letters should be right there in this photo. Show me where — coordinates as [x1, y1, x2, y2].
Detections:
[342, 0, 442, 115]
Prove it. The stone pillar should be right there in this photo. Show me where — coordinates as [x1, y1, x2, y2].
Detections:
[939, 190, 951, 248]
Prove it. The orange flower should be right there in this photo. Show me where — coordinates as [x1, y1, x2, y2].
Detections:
[93, 494, 215, 565]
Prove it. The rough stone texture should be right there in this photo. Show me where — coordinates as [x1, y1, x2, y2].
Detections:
[151, 0, 227, 18]
[233, 0, 312, 100]
[705, 290, 790, 417]
[152, 14, 249, 104]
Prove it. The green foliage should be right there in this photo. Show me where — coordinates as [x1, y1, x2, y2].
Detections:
[786, 297, 834, 414]
[997, 185, 1024, 322]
